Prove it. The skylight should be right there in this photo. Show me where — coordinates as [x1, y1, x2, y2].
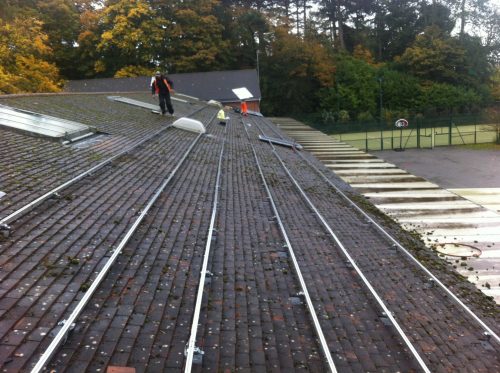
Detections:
[108, 96, 187, 110]
[0, 104, 93, 142]
[108, 96, 158, 111]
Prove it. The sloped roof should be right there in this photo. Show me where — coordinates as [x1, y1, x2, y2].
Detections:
[0, 92, 498, 373]
[65, 69, 261, 102]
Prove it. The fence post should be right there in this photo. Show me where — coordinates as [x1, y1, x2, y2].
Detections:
[380, 121, 384, 151]
[417, 118, 420, 149]
[449, 115, 452, 145]
[365, 122, 368, 151]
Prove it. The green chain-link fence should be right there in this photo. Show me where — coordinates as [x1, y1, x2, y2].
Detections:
[298, 113, 500, 151]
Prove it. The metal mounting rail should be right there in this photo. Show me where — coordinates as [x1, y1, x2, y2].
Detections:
[184, 122, 226, 373]
[258, 117, 500, 344]
[250, 119, 430, 372]
[0, 125, 170, 228]
[242, 119, 338, 373]
[30, 109, 218, 373]
[1, 104, 211, 229]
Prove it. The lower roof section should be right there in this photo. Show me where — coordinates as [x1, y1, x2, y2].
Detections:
[0, 104, 93, 141]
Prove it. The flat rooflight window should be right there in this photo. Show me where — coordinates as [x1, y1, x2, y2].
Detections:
[0, 104, 93, 141]
[108, 96, 158, 111]
[108, 96, 187, 111]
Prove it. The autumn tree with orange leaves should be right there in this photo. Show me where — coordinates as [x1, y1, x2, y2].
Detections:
[0, 17, 62, 93]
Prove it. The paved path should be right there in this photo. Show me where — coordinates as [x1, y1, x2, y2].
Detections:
[274, 118, 500, 303]
[372, 146, 500, 189]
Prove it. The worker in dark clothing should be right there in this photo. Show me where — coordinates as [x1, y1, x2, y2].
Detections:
[152, 71, 174, 116]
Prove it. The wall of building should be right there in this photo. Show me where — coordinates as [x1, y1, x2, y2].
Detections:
[224, 100, 260, 113]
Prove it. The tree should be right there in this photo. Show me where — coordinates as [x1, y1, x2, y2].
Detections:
[370, 0, 421, 61]
[483, 6, 500, 65]
[263, 26, 335, 114]
[319, 55, 377, 119]
[417, 82, 482, 113]
[0, 17, 62, 93]
[74, 5, 103, 77]
[221, 8, 270, 70]
[417, 1, 455, 35]
[95, 0, 167, 76]
[490, 67, 500, 101]
[167, 0, 229, 72]
[36, 0, 81, 78]
[397, 26, 467, 85]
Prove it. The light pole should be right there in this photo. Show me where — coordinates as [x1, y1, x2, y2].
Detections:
[378, 76, 383, 150]
[256, 49, 260, 84]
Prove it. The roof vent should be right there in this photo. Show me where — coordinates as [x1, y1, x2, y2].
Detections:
[172, 117, 206, 134]
[207, 100, 222, 107]
[0, 191, 5, 200]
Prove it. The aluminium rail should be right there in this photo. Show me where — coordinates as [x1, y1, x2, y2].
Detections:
[242, 118, 338, 372]
[0, 104, 208, 230]
[0, 126, 170, 229]
[249, 117, 431, 372]
[31, 111, 217, 373]
[184, 120, 227, 372]
[258, 117, 500, 344]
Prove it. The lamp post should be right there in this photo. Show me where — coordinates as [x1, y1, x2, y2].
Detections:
[256, 49, 260, 84]
[378, 76, 384, 150]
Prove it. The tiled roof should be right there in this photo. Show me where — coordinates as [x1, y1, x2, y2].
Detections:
[64, 69, 262, 103]
[0, 92, 498, 372]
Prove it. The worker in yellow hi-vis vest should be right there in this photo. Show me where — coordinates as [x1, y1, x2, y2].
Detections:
[217, 108, 228, 125]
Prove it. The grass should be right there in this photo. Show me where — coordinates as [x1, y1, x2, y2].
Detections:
[306, 123, 500, 151]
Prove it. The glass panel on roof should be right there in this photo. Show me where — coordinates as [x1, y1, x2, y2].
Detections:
[108, 96, 158, 111]
[108, 95, 188, 108]
[0, 104, 93, 141]
[232, 87, 253, 100]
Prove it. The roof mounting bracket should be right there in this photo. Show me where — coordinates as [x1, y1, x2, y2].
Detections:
[0, 223, 11, 238]
[184, 345, 204, 365]
[426, 278, 435, 288]
[49, 319, 76, 344]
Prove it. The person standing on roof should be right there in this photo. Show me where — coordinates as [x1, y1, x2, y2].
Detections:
[240, 100, 248, 116]
[152, 71, 174, 116]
